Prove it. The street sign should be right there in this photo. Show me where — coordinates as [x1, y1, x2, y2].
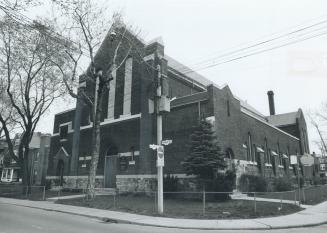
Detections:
[162, 140, 172, 146]
[157, 146, 164, 167]
[149, 144, 159, 150]
[290, 155, 298, 165]
[300, 153, 315, 166]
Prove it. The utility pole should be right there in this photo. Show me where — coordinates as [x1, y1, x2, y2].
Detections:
[149, 62, 171, 214]
[156, 64, 164, 214]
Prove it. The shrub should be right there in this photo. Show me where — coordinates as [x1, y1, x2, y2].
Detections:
[45, 180, 52, 190]
[274, 177, 292, 191]
[163, 174, 178, 198]
[206, 170, 236, 201]
[239, 174, 267, 192]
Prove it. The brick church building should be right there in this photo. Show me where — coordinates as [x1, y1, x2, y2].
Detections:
[47, 27, 310, 191]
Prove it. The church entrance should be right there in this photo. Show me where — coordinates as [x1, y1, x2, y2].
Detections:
[56, 160, 64, 186]
[104, 155, 118, 188]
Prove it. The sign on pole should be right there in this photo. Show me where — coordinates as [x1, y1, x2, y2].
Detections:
[157, 145, 164, 167]
[290, 155, 298, 165]
[300, 153, 314, 166]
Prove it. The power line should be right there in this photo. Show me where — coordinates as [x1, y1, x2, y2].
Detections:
[182, 29, 327, 75]
[0, 4, 157, 73]
[2, 4, 327, 80]
[175, 13, 327, 71]
[179, 23, 327, 74]
[172, 17, 327, 74]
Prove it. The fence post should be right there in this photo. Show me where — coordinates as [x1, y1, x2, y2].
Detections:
[202, 188, 206, 216]
[302, 188, 306, 204]
[25, 186, 29, 199]
[280, 193, 283, 210]
[294, 190, 297, 205]
[42, 186, 45, 201]
[254, 192, 257, 215]
[113, 192, 116, 209]
[154, 191, 157, 212]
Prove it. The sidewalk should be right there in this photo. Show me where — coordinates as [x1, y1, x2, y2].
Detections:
[0, 197, 326, 230]
[231, 193, 312, 209]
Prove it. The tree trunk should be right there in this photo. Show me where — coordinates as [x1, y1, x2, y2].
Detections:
[87, 82, 104, 199]
[20, 138, 31, 194]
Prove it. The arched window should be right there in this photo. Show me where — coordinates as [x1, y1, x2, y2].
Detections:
[247, 133, 252, 161]
[227, 100, 230, 117]
[252, 143, 256, 162]
[264, 138, 270, 164]
[277, 142, 282, 166]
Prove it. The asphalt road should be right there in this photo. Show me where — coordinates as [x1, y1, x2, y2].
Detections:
[0, 203, 326, 233]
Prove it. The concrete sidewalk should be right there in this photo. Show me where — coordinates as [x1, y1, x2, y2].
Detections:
[231, 194, 312, 209]
[0, 197, 326, 230]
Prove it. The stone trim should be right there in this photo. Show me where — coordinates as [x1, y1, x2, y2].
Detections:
[116, 173, 196, 179]
[101, 114, 141, 126]
[51, 114, 142, 136]
[46, 175, 104, 179]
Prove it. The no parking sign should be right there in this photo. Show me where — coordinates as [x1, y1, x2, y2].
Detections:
[157, 145, 164, 167]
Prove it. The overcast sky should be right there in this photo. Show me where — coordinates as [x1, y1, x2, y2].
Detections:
[34, 0, 327, 153]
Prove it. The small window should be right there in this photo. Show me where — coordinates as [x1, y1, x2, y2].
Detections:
[227, 100, 230, 117]
[60, 125, 69, 140]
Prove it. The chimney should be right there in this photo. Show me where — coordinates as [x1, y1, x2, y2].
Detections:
[267, 90, 275, 115]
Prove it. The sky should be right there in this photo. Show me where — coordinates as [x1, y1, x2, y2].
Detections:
[33, 0, 327, 153]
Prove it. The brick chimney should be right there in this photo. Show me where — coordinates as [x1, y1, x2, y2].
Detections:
[267, 90, 275, 115]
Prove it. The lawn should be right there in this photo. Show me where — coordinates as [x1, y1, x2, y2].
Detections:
[255, 185, 327, 205]
[0, 186, 84, 201]
[56, 194, 302, 219]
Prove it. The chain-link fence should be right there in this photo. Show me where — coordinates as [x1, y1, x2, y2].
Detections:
[1, 184, 326, 218]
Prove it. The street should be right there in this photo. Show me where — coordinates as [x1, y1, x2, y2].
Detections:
[0, 203, 326, 233]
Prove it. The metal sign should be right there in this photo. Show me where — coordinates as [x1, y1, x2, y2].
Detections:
[162, 140, 172, 146]
[300, 153, 315, 166]
[290, 155, 298, 165]
[157, 146, 164, 167]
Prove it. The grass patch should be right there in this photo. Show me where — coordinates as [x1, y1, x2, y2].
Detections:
[56, 194, 302, 219]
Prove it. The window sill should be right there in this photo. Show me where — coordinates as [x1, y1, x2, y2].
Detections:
[60, 139, 68, 142]
[289, 166, 293, 169]
[247, 161, 257, 165]
[265, 163, 272, 167]
[278, 165, 284, 168]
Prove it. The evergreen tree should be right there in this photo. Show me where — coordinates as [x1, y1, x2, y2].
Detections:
[182, 119, 226, 181]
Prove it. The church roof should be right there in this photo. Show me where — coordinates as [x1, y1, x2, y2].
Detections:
[164, 55, 214, 88]
[266, 111, 299, 126]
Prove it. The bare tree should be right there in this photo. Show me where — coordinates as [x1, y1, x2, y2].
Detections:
[0, 15, 69, 187]
[51, 0, 143, 198]
[309, 104, 327, 156]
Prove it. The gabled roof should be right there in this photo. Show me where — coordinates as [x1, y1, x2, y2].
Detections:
[266, 111, 299, 126]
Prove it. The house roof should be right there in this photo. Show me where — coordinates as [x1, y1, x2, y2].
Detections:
[266, 112, 298, 126]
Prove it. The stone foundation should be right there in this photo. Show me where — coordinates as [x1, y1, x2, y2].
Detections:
[46, 176, 104, 189]
[116, 174, 199, 193]
[116, 175, 157, 193]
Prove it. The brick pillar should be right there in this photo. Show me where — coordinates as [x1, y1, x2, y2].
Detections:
[122, 57, 133, 116]
[107, 67, 116, 120]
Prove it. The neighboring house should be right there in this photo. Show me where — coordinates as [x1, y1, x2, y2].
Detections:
[317, 156, 327, 178]
[0, 132, 50, 185]
[0, 139, 6, 179]
[47, 27, 310, 191]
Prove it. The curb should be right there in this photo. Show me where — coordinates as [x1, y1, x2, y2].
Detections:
[1, 199, 327, 230]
